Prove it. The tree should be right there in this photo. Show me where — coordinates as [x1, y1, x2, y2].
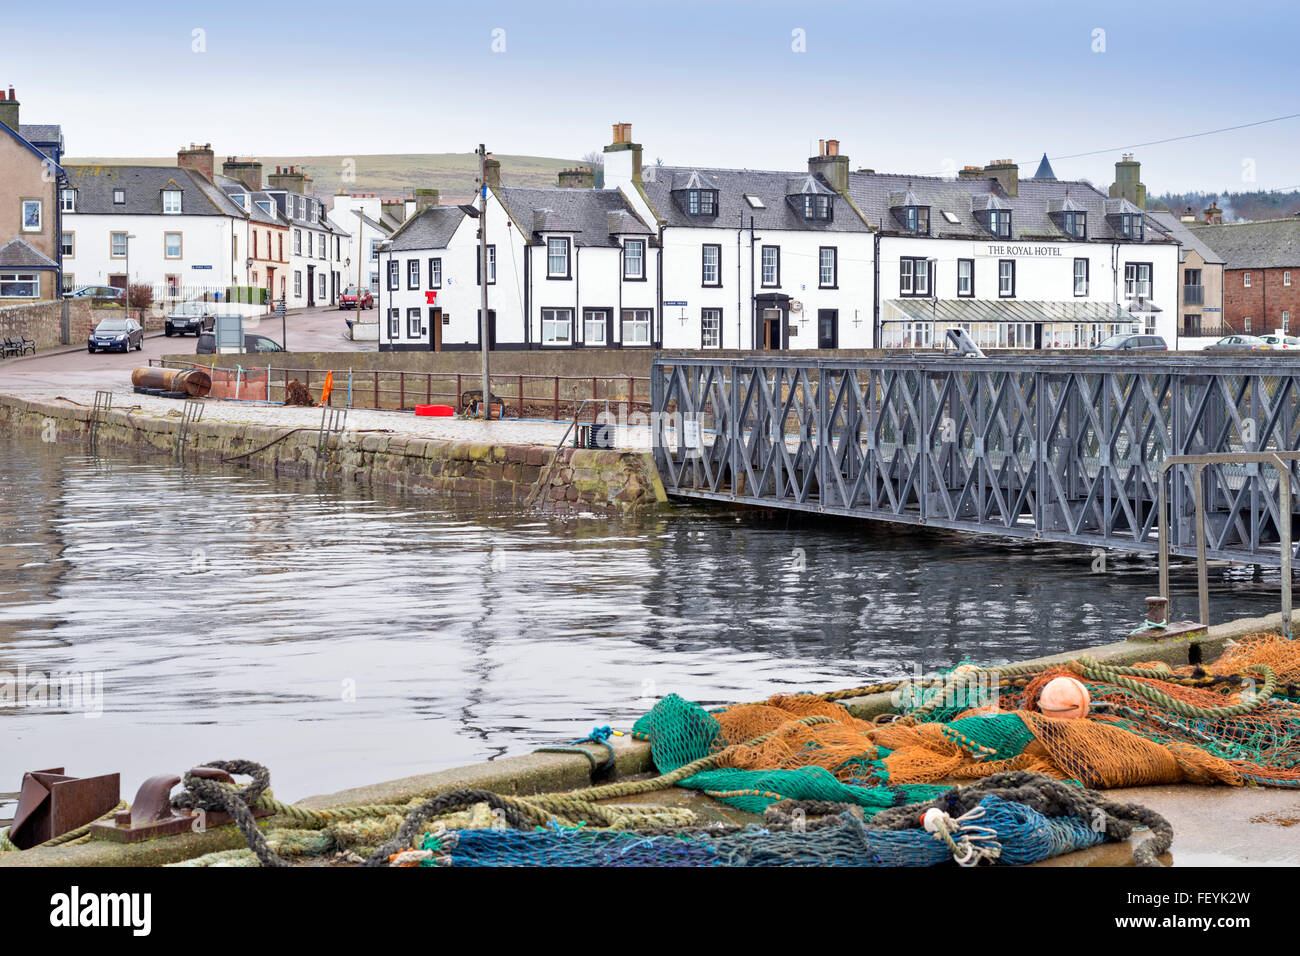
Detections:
[581, 150, 606, 188]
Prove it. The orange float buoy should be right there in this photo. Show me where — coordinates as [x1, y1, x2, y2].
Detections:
[1037, 676, 1091, 719]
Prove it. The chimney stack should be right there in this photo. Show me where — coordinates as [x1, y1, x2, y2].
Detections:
[983, 158, 1019, 197]
[0, 87, 19, 131]
[1109, 153, 1147, 210]
[808, 137, 850, 194]
[381, 198, 407, 224]
[603, 122, 642, 190]
[413, 188, 440, 213]
[957, 165, 986, 180]
[557, 166, 595, 189]
[222, 156, 264, 192]
[483, 153, 501, 189]
[267, 165, 308, 194]
[178, 143, 215, 183]
[1204, 202, 1222, 225]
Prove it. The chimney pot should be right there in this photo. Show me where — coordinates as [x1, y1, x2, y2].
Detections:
[827, 139, 839, 157]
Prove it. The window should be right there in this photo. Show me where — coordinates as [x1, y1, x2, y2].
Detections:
[701, 308, 721, 349]
[802, 194, 831, 221]
[311, 202, 319, 224]
[476, 245, 496, 284]
[1073, 258, 1089, 296]
[818, 247, 837, 288]
[429, 258, 442, 288]
[546, 237, 570, 278]
[388, 260, 399, 290]
[761, 246, 780, 287]
[164, 232, 182, 259]
[166, 274, 181, 297]
[583, 309, 608, 346]
[388, 308, 400, 338]
[686, 189, 717, 216]
[541, 308, 573, 345]
[623, 239, 645, 280]
[621, 309, 651, 346]
[0, 273, 39, 298]
[701, 244, 721, 286]
[21, 200, 41, 232]
[370, 239, 381, 261]
[162, 190, 182, 214]
[987, 209, 1011, 238]
[278, 234, 283, 260]
[957, 258, 973, 297]
[294, 229, 302, 255]
[110, 232, 127, 258]
[1062, 210, 1086, 239]
[407, 307, 422, 338]
[370, 271, 379, 293]
[1118, 213, 1143, 239]
[1244, 315, 1252, 332]
[60, 231, 74, 257]
[256, 200, 272, 216]
[1244, 272, 1252, 287]
[900, 257, 931, 297]
[61, 273, 75, 295]
[408, 259, 420, 289]
[252, 232, 259, 259]
[112, 189, 125, 205]
[294, 271, 302, 297]
[998, 259, 1016, 297]
[903, 206, 929, 234]
[60, 189, 75, 213]
[1286, 272, 1293, 287]
[1124, 262, 1152, 298]
[1284, 311, 1292, 332]
[319, 273, 326, 298]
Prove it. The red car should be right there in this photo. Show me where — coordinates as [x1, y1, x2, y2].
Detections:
[339, 286, 373, 310]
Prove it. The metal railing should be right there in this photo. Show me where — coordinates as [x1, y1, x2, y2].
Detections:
[1182, 284, 1205, 306]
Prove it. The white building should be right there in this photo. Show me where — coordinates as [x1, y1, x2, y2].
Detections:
[331, 193, 405, 295]
[60, 164, 248, 303]
[849, 155, 1180, 349]
[378, 169, 659, 352]
[264, 166, 349, 308]
[605, 126, 875, 350]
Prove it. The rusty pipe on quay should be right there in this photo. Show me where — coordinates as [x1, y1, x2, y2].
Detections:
[130, 367, 212, 398]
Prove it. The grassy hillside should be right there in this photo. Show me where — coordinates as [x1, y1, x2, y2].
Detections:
[63, 152, 582, 203]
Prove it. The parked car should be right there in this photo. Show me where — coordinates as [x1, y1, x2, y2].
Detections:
[196, 332, 286, 355]
[87, 317, 143, 353]
[69, 285, 125, 303]
[1097, 333, 1168, 351]
[1258, 334, 1300, 350]
[1204, 335, 1271, 352]
[165, 301, 216, 337]
[339, 286, 373, 310]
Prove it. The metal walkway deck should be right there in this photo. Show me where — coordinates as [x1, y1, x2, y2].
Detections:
[650, 354, 1300, 567]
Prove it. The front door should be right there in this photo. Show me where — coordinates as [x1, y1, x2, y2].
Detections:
[817, 309, 838, 349]
[763, 308, 783, 350]
[306, 265, 316, 307]
[429, 307, 442, 351]
[478, 309, 497, 349]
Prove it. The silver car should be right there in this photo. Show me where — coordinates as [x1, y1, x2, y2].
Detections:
[1204, 335, 1270, 352]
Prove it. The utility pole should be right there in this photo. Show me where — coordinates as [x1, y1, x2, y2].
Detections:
[478, 143, 491, 419]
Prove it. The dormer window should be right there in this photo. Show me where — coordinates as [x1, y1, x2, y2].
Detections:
[60, 188, 75, 213]
[802, 194, 831, 221]
[1119, 212, 1143, 239]
[903, 205, 929, 234]
[1062, 210, 1086, 239]
[113, 189, 125, 205]
[233, 193, 247, 209]
[986, 209, 1011, 238]
[162, 189, 182, 214]
[686, 189, 717, 216]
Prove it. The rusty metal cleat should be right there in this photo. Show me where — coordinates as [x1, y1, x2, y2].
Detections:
[91, 766, 269, 844]
[9, 768, 121, 850]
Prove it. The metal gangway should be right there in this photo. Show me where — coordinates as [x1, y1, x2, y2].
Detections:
[650, 354, 1300, 568]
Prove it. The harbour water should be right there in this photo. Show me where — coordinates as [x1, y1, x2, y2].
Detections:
[0, 433, 1286, 802]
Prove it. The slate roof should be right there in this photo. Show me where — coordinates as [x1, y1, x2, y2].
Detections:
[848, 170, 1173, 244]
[267, 189, 338, 233]
[352, 209, 392, 236]
[214, 175, 284, 226]
[1187, 219, 1300, 269]
[65, 165, 244, 216]
[18, 124, 62, 162]
[1148, 212, 1225, 265]
[0, 237, 58, 269]
[388, 206, 467, 251]
[1031, 153, 1056, 180]
[493, 186, 654, 246]
[640, 165, 870, 232]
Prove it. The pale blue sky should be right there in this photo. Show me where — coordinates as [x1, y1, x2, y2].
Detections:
[8, 0, 1299, 193]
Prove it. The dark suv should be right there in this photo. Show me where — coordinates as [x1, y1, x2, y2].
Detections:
[196, 332, 286, 354]
[165, 301, 216, 336]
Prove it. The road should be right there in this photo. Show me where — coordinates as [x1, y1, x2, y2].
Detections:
[0, 305, 370, 394]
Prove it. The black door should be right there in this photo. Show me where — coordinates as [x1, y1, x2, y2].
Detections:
[817, 309, 838, 349]
[306, 265, 315, 307]
[477, 309, 497, 349]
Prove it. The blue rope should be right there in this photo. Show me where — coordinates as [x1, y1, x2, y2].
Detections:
[534, 725, 616, 774]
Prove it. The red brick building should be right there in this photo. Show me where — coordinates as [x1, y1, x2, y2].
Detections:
[1190, 218, 1300, 335]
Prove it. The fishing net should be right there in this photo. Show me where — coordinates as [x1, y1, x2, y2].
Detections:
[413, 793, 1107, 868]
[631, 633, 1300, 802]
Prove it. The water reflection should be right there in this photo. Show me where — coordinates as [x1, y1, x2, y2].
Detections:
[0, 434, 1286, 801]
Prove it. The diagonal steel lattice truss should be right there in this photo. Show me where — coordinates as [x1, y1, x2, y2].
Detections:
[650, 354, 1300, 567]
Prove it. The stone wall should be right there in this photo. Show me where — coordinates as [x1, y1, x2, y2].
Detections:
[0, 299, 97, 351]
[0, 395, 667, 515]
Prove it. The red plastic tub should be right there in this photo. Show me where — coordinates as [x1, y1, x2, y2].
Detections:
[414, 404, 455, 417]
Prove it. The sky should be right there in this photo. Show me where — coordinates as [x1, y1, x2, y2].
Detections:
[6, 0, 1300, 195]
